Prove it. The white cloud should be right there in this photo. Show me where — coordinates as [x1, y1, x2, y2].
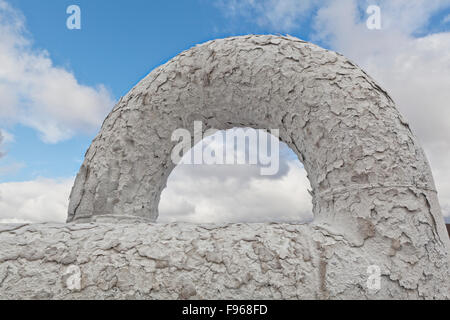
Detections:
[159, 159, 312, 224]
[0, 177, 73, 223]
[0, 0, 115, 143]
[0, 160, 312, 225]
[159, 130, 313, 224]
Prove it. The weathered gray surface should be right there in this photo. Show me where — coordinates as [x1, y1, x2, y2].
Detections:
[67, 34, 447, 244]
[1, 35, 448, 299]
[0, 222, 448, 300]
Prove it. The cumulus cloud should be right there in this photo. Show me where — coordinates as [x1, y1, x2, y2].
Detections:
[159, 159, 312, 224]
[159, 129, 312, 223]
[0, 178, 73, 223]
[0, 0, 115, 143]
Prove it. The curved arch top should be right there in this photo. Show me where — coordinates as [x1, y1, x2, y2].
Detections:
[67, 35, 449, 248]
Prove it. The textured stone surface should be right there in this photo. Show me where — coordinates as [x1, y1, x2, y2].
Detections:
[1, 35, 448, 299]
[0, 222, 448, 299]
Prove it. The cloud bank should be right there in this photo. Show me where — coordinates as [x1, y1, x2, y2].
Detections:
[0, 161, 313, 225]
[0, 178, 73, 223]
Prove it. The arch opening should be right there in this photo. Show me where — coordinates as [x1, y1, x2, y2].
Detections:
[158, 128, 313, 224]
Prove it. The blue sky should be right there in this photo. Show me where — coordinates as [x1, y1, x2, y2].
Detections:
[7, 0, 227, 95]
[1, 0, 450, 223]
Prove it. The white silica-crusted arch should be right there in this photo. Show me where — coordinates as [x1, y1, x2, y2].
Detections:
[68, 35, 448, 246]
[2, 35, 446, 300]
